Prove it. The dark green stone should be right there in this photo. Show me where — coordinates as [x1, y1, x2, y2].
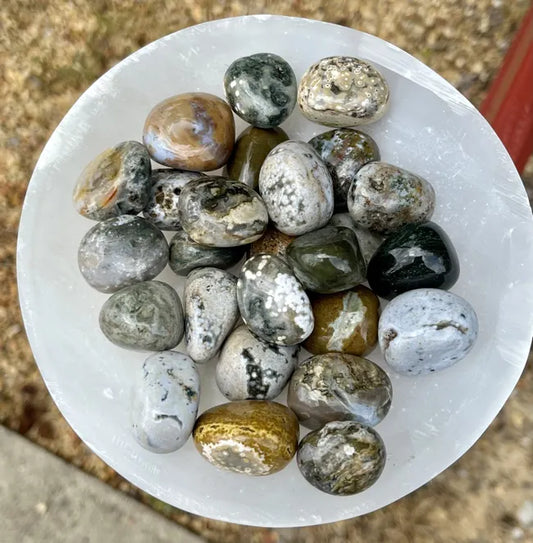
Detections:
[285, 226, 366, 293]
[224, 126, 288, 189]
[309, 128, 380, 209]
[367, 222, 459, 300]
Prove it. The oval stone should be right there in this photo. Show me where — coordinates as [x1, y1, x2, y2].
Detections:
[237, 254, 314, 346]
[378, 288, 479, 376]
[131, 351, 200, 453]
[303, 285, 379, 355]
[309, 128, 380, 209]
[143, 93, 235, 171]
[259, 141, 334, 235]
[285, 225, 366, 293]
[298, 57, 390, 127]
[249, 225, 294, 259]
[142, 169, 205, 230]
[224, 126, 288, 189]
[184, 268, 239, 364]
[178, 176, 268, 247]
[224, 53, 297, 128]
[78, 215, 168, 293]
[347, 162, 435, 234]
[99, 281, 184, 351]
[288, 353, 392, 429]
[73, 141, 151, 221]
[193, 400, 299, 476]
[297, 421, 386, 495]
[215, 325, 299, 401]
[367, 222, 460, 299]
[168, 227, 245, 276]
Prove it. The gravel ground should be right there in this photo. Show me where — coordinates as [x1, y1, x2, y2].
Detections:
[1, 1, 532, 542]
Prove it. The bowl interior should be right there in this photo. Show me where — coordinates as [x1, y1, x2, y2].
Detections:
[17, 15, 533, 527]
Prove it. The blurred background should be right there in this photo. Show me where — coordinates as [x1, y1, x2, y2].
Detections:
[1, 1, 532, 542]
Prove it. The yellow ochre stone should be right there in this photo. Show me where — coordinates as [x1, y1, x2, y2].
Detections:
[249, 226, 294, 258]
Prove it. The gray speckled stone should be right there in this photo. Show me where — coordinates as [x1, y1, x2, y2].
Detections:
[184, 268, 239, 364]
[237, 254, 314, 346]
[288, 353, 392, 429]
[258, 141, 334, 236]
[131, 351, 199, 453]
[73, 141, 151, 221]
[298, 57, 390, 127]
[78, 215, 168, 293]
[347, 162, 435, 234]
[142, 169, 205, 230]
[168, 227, 245, 276]
[297, 420, 386, 496]
[178, 176, 268, 247]
[378, 288, 478, 376]
[224, 53, 297, 128]
[99, 281, 184, 351]
[216, 325, 298, 401]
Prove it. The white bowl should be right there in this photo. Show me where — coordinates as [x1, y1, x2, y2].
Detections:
[17, 15, 533, 527]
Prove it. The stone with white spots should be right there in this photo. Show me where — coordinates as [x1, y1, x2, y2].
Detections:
[258, 141, 334, 236]
[216, 325, 299, 401]
[131, 351, 200, 453]
[378, 288, 479, 376]
[184, 268, 239, 364]
[237, 254, 314, 346]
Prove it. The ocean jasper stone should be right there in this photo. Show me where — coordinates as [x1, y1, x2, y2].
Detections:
[298, 57, 390, 127]
[249, 225, 294, 259]
[178, 176, 268, 247]
[224, 126, 288, 189]
[297, 421, 386, 495]
[143, 93, 235, 171]
[131, 351, 199, 453]
[193, 400, 299, 476]
[216, 325, 299, 401]
[78, 216, 168, 293]
[73, 141, 151, 221]
[378, 288, 478, 376]
[99, 281, 184, 351]
[237, 254, 314, 346]
[259, 141, 334, 235]
[285, 226, 366, 293]
[288, 353, 392, 429]
[184, 268, 239, 364]
[367, 222, 460, 299]
[309, 128, 380, 208]
[347, 162, 435, 234]
[224, 53, 297, 128]
[168, 227, 245, 276]
[142, 169, 205, 230]
[303, 286, 379, 355]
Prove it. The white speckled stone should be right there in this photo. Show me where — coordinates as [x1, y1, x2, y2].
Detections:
[258, 141, 334, 236]
[378, 288, 479, 376]
[216, 325, 298, 401]
[131, 351, 200, 453]
[184, 268, 239, 364]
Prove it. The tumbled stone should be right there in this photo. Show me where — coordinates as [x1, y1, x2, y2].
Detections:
[249, 225, 294, 259]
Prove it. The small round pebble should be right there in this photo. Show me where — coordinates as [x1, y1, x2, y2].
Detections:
[131, 351, 200, 453]
[347, 162, 435, 234]
[73, 141, 151, 221]
[143, 92, 235, 171]
[297, 421, 386, 496]
[178, 176, 268, 247]
[142, 169, 205, 230]
[224, 53, 297, 128]
[99, 281, 184, 351]
[259, 141, 334, 235]
[378, 288, 479, 376]
[288, 353, 392, 429]
[78, 215, 168, 293]
[298, 56, 390, 127]
[216, 325, 299, 401]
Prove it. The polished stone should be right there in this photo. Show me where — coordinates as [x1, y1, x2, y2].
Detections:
[249, 225, 294, 260]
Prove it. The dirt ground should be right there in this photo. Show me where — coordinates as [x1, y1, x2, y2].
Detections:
[1, 1, 532, 542]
